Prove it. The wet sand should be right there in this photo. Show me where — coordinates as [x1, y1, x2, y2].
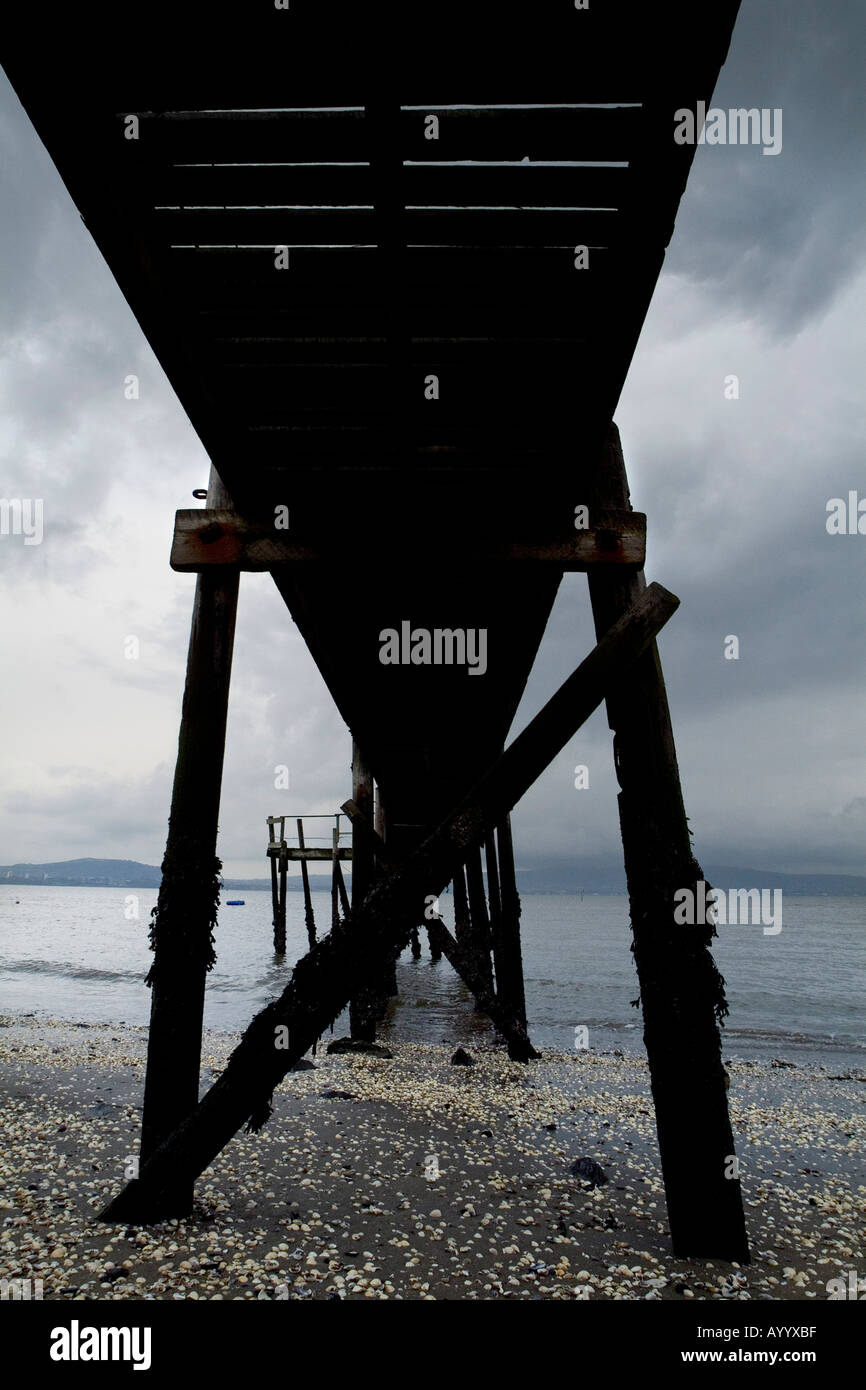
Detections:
[1, 1014, 863, 1301]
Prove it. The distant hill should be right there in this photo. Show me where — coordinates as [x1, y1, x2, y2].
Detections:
[0, 857, 864, 896]
[705, 866, 866, 898]
[516, 861, 866, 897]
[0, 858, 319, 891]
[0, 858, 163, 887]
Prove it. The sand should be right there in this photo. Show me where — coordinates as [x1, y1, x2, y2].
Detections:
[1, 1014, 863, 1301]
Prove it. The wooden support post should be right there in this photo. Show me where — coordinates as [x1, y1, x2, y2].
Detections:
[139, 466, 239, 1208]
[465, 846, 495, 1009]
[586, 424, 749, 1263]
[485, 828, 512, 1043]
[296, 820, 316, 949]
[453, 866, 470, 949]
[349, 741, 382, 1041]
[377, 794, 398, 1002]
[425, 916, 539, 1060]
[427, 922, 442, 961]
[269, 836, 280, 945]
[331, 824, 341, 931]
[495, 816, 529, 1035]
[485, 831, 503, 982]
[276, 845, 288, 955]
[100, 582, 677, 1222]
[410, 926, 422, 960]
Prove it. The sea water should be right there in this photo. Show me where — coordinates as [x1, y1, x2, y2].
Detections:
[0, 885, 863, 1070]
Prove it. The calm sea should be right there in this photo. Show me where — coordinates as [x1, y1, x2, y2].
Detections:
[0, 886, 863, 1069]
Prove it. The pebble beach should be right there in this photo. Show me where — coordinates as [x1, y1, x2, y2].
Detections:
[1, 1014, 863, 1302]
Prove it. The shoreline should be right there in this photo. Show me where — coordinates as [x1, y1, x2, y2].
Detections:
[4, 995, 863, 1078]
[1, 1014, 863, 1301]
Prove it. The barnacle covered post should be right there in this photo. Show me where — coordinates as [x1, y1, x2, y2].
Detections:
[348, 741, 390, 1039]
[464, 845, 496, 1005]
[587, 425, 750, 1263]
[140, 467, 239, 1196]
[494, 815, 529, 1037]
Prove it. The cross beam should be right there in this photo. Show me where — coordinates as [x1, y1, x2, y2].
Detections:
[170, 507, 646, 572]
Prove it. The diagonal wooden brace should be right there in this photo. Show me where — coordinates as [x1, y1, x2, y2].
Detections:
[100, 582, 678, 1223]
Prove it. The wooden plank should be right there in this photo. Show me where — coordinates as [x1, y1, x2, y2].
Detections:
[235, 426, 587, 461]
[201, 275, 553, 341]
[153, 206, 377, 246]
[398, 105, 641, 162]
[266, 846, 353, 861]
[99, 580, 679, 1222]
[171, 508, 646, 572]
[241, 437, 563, 464]
[165, 244, 612, 297]
[152, 205, 622, 248]
[206, 335, 590, 368]
[138, 109, 368, 163]
[136, 104, 642, 165]
[201, 336, 569, 369]
[156, 162, 627, 211]
[193, 299, 604, 338]
[207, 360, 607, 416]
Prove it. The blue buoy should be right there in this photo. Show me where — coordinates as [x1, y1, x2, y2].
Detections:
[226, 899, 245, 906]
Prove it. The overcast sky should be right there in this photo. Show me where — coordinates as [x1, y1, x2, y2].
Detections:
[1, 0, 864, 880]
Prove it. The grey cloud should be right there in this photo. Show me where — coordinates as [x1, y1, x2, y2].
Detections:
[1, 5, 864, 883]
[667, 0, 866, 335]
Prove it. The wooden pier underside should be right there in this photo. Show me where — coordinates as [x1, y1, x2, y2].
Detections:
[1, 0, 740, 837]
[2, 0, 749, 1259]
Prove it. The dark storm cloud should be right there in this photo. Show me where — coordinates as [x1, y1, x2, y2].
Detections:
[0, 69, 210, 584]
[667, 0, 866, 334]
[1, 3, 863, 880]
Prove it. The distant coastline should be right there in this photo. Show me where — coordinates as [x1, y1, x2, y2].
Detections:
[1, 856, 865, 897]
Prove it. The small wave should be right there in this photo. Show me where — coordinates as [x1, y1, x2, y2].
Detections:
[0, 958, 146, 985]
[723, 1023, 866, 1052]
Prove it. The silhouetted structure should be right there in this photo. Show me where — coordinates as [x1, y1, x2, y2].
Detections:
[2, 0, 748, 1259]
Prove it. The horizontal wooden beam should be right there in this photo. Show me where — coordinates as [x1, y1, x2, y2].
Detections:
[157, 162, 628, 212]
[171, 508, 646, 572]
[152, 206, 624, 250]
[266, 846, 352, 861]
[136, 105, 643, 165]
[167, 245, 615, 300]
